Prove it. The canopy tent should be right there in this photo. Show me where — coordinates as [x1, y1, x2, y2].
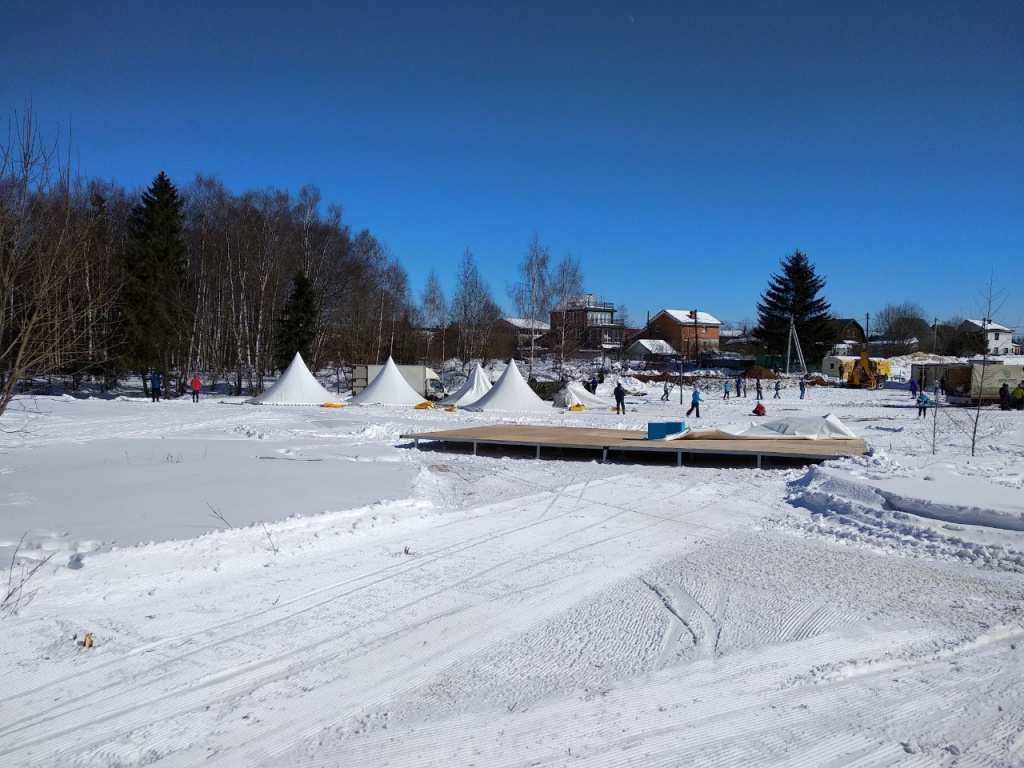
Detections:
[247, 352, 343, 406]
[675, 414, 859, 441]
[463, 359, 551, 412]
[349, 357, 427, 406]
[438, 363, 492, 407]
[552, 382, 610, 409]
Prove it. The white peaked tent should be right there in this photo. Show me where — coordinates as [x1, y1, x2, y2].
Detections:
[247, 352, 343, 405]
[349, 357, 426, 406]
[438, 363, 492, 407]
[677, 414, 859, 441]
[552, 382, 609, 409]
[464, 359, 551, 412]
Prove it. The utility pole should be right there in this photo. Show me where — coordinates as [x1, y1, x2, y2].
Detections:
[933, 317, 938, 354]
[865, 312, 870, 354]
[679, 325, 684, 405]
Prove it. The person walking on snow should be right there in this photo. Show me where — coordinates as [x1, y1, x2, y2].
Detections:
[735, 375, 743, 398]
[755, 379, 763, 400]
[686, 386, 703, 418]
[799, 379, 807, 399]
[190, 374, 202, 403]
[613, 381, 626, 414]
[773, 380, 781, 399]
[661, 380, 671, 401]
[916, 391, 931, 417]
[999, 382, 1011, 410]
[149, 371, 162, 403]
[909, 379, 919, 398]
[723, 380, 730, 400]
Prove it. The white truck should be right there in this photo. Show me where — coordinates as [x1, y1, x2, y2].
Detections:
[352, 364, 446, 400]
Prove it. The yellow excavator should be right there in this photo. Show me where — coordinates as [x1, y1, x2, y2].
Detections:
[847, 351, 889, 389]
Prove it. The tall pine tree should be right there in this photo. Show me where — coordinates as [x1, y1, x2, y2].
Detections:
[121, 172, 189, 372]
[276, 270, 318, 370]
[755, 251, 835, 356]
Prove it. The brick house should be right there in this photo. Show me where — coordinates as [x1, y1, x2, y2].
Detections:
[630, 309, 722, 356]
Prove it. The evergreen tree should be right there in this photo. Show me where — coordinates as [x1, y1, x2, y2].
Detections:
[276, 270, 318, 370]
[121, 171, 189, 372]
[755, 251, 835, 356]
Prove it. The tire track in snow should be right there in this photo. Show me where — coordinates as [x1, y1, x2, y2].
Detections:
[1, 475, 733, 763]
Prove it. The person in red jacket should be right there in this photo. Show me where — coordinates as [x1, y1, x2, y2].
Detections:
[190, 374, 202, 403]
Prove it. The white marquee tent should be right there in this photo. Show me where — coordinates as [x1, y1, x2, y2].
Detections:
[438, 363, 492, 407]
[348, 357, 426, 406]
[463, 360, 551, 412]
[552, 382, 610, 410]
[247, 352, 343, 406]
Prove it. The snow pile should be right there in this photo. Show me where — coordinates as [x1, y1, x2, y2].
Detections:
[786, 459, 1024, 572]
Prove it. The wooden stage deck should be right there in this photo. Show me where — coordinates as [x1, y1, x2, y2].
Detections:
[400, 425, 868, 468]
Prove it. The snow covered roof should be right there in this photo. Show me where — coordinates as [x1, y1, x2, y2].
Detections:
[348, 357, 426, 405]
[247, 352, 343, 405]
[659, 309, 722, 326]
[502, 317, 551, 331]
[963, 319, 1013, 333]
[627, 339, 677, 356]
[463, 360, 551, 412]
[438, 363, 492, 406]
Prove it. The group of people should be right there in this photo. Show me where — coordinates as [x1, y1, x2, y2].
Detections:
[999, 381, 1024, 411]
[147, 372, 204, 403]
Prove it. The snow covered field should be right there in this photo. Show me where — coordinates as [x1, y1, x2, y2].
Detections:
[1, 379, 1023, 766]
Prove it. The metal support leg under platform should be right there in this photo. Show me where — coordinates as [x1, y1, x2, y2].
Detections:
[756, 454, 762, 469]
[602, 447, 608, 463]
[677, 451, 682, 467]
[536, 445, 541, 459]
[473, 442, 478, 456]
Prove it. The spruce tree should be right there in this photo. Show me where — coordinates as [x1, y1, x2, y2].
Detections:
[276, 270, 318, 370]
[121, 172, 189, 372]
[755, 251, 835, 356]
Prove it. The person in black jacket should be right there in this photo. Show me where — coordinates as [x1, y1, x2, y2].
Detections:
[613, 382, 626, 414]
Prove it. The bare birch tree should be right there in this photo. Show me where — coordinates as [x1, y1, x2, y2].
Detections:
[509, 233, 553, 379]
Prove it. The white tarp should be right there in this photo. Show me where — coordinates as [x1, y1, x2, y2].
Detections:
[247, 352, 344, 405]
[552, 382, 610, 409]
[675, 414, 859, 441]
[464, 359, 551, 412]
[349, 357, 427, 406]
[438, 363, 492, 407]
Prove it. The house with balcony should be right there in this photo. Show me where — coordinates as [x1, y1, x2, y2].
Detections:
[548, 294, 625, 354]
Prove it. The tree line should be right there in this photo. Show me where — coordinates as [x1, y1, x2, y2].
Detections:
[0, 116, 512, 415]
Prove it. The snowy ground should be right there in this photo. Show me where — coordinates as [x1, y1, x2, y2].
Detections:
[1, 379, 1022, 767]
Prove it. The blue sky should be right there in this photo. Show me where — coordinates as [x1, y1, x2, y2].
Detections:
[3, 1, 1022, 330]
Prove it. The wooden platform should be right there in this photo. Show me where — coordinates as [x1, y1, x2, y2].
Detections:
[400, 425, 868, 468]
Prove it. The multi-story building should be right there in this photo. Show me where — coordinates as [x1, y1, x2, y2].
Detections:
[548, 294, 625, 352]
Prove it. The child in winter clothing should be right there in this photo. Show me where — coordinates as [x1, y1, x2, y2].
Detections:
[686, 387, 703, 418]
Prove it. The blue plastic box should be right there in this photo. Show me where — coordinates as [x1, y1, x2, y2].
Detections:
[647, 421, 685, 440]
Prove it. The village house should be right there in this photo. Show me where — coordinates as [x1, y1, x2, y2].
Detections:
[628, 309, 722, 358]
[828, 318, 866, 355]
[547, 294, 625, 353]
[494, 317, 550, 359]
[957, 319, 1021, 357]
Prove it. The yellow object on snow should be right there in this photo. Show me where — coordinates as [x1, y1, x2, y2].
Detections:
[569, 404, 586, 412]
[445, 405, 457, 412]
[414, 401, 435, 409]
[320, 402, 344, 408]
[83, 633, 94, 649]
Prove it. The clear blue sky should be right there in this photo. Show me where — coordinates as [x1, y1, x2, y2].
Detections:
[3, 1, 1022, 330]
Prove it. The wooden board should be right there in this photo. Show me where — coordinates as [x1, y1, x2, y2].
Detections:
[400, 424, 867, 464]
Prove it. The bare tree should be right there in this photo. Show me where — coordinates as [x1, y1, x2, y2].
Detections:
[452, 250, 500, 368]
[873, 301, 928, 356]
[420, 270, 448, 371]
[548, 254, 584, 374]
[0, 112, 110, 416]
[509, 233, 553, 379]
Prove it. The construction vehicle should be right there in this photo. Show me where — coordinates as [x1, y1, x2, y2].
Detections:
[846, 351, 890, 389]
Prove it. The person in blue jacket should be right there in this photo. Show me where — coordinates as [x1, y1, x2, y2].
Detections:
[686, 386, 703, 418]
[916, 391, 931, 417]
[909, 379, 919, 398]
[723, 380, 731, 400]
[799, 379, 807, 399]
[149, 371, 162, 403]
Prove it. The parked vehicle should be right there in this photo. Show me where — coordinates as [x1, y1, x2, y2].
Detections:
[352, 364, 445, 400]
[846, 352, 890, 389]
[945, 362, 1024, 406]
